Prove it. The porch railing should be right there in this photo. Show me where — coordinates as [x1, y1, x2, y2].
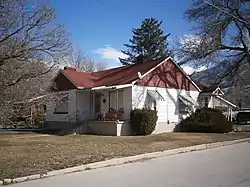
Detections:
[95, 108, 124, 121]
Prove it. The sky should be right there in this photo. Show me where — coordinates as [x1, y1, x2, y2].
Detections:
[51, 0, 196, 73]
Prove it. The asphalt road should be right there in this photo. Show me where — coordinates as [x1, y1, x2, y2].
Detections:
[9, 141, 250, 187]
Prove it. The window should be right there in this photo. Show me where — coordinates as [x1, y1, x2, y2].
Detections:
[109, 90, 123, 109]
[54, 95, 69, 114]
[144, 95, 157, 110]
[118, 90, 123, 109]
[179, 99, 192, 114]
[204, 97, 209, 107]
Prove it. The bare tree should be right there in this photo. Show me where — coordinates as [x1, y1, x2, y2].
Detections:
[0, 0, 71, 127]
[66, 46, 106, 72]
[176, 0, 250, 84]
[226, 69, 250, 109]
[0, 60, 60, 126]
[0, 0, 71, 68]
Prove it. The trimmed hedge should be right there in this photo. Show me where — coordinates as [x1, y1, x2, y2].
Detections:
[130, 108, 158, 135]
[175, 108, 233, 133]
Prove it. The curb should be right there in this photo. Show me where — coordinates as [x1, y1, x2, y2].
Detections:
[1, 137, 250, 186]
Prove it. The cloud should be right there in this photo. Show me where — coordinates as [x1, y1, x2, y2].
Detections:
[181, 65, 207, 75]
[182, 66, 195, 75]
[93, 45, 128, 62]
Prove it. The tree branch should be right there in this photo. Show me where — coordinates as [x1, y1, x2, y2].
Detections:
[7, 64, 55, 87]
[220, 45, 244, 51]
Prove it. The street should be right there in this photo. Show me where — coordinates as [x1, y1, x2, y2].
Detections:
[9, 142, 250, 187]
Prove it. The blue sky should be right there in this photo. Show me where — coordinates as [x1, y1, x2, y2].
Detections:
[51, 0, 195, 69]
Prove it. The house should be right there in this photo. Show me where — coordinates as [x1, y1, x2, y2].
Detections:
[196, 84, 236, 120]
[45, 57, 236, 135]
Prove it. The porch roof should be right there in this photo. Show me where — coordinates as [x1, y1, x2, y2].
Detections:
[215, 96, 237, 108]
[91, 84, 133, 90]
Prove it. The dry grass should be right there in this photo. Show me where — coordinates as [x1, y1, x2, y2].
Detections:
[1, 132, 250, 180]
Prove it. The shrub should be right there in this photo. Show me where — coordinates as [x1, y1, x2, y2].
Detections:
[175, 108, 233, 133]
[130, 108, 158, 135]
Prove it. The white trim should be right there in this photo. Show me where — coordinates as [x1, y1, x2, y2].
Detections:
[139, 57, 171, 80]
[169, 57, 201, 92]
[91, 86, 106, 90]
[132, 57, 201, 92]
[115, 84, 133, 89]
[91, 84, 132, 90]
[131, 58, 171, 85]
[137, 72, 142, 79]
[212, 87, 225, 95]
[215, 95, 236, 108]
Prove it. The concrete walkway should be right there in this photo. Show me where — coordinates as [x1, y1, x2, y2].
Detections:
[8, 141, 250, 187]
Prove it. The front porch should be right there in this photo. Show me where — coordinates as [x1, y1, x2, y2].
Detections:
[86, 120, 132, 136]
[85, 86, 131, 121]
[74, 86, 133, 136]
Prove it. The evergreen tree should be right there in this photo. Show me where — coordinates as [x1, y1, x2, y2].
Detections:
[120, 18, 171, 65]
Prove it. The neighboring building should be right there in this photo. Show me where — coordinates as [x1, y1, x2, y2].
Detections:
[197, 84, 236, 120]
[46, 57, 236, 135]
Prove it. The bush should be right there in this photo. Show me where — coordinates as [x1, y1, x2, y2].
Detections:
[175, 108, 233, 133]
[130, 108, 158, 135]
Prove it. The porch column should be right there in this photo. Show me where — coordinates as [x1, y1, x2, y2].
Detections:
[92, 91, 95, 118]
[116, 89, 119, 110]
[227, 107, 231, 121]
[230, 107, 232, 121]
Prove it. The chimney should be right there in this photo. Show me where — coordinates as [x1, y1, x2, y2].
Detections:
[64, 67, 77, 71]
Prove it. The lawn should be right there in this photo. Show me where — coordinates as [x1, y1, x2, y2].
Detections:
[1, 132, 250, 180]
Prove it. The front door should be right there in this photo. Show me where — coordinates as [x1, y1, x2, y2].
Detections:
[95, 93, 101, 113]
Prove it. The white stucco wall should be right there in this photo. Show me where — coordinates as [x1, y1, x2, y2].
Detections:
[132, 85, 200, 124]
[45, 90, 77, 122]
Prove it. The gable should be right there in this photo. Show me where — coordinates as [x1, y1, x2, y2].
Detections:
[136, 60, 199, 91]
[213, 87, 224, 95]
[51, 71, 77, 91]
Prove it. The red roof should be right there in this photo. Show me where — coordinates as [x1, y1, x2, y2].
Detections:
[56, 58, 202, 92]
[61, 59, 162, 88]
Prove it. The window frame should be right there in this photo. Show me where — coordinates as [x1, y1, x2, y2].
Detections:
[179, 98, 193, 114]
[54, 95, 69, 114]
[204, 97, 209, 107]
